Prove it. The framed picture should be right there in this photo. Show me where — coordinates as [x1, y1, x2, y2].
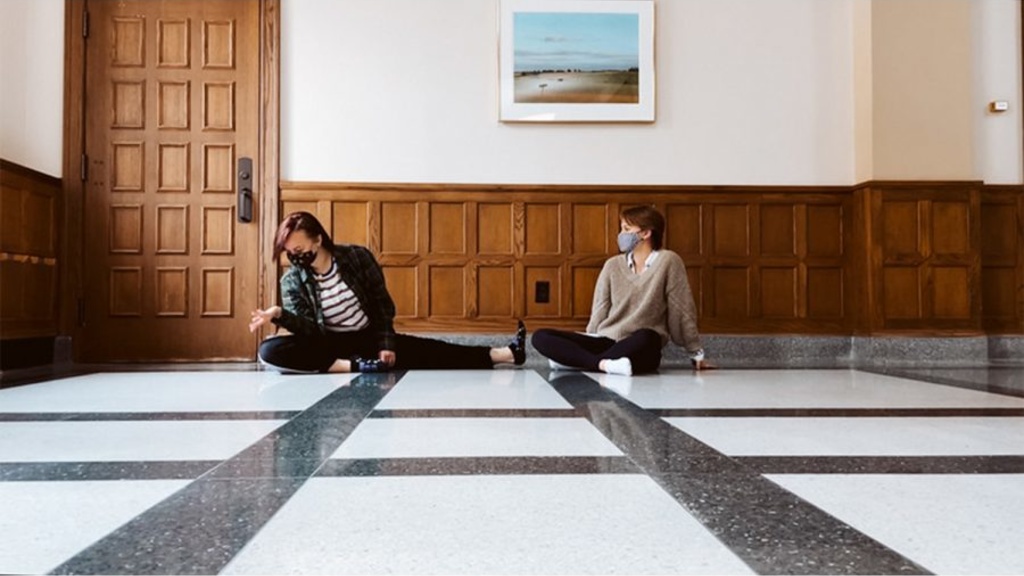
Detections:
[499, 0, 655, 123]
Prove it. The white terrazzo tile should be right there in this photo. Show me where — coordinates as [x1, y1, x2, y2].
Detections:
[374, 370, 572, 410]
[221, 475, 754, 575]
[0, 420, 285, 462]
[767, 474, 1024, 575]
[0, 480, 189, 574]
[665, 416, 1024, 456]
[0, 371, 355, 413]
[331, 418, 622, 458]
[597, 369, 1024, 409]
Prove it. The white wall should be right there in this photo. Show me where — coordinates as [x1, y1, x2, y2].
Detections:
[282, 0, 858, 185]
[974, 0, 1023, 184]
[0, 0, 1018, 185]
[0, 0, 64, 177]
[871, 0, 975, 180]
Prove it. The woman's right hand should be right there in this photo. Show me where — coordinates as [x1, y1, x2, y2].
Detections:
[693, 359, 718, 371]
[249, 306, 282, 333]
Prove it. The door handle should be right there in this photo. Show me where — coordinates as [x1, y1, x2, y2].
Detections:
[238, 157, 254, 223]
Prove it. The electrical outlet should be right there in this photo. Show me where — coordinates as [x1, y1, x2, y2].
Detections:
[535, 281, 550, 303]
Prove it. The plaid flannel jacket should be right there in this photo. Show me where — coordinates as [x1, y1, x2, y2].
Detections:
[273, 244, 398, 351]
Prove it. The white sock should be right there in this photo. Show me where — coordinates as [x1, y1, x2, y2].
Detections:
[602, 357, 633, 376]
[548, 359, 579, 371]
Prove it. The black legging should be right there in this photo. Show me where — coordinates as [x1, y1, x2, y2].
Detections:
[259, 329, 494, 372]
[530, 328, 663, 374]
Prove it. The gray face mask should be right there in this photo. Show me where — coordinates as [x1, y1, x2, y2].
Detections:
[617, 231, 642, 253]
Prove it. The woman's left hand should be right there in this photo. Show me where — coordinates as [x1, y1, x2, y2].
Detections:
[379, 350, 396, 367]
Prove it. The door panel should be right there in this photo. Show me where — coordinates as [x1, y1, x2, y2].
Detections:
[82, 0, 259, 361]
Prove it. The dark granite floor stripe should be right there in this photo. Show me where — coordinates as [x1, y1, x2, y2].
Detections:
[50, 477, 308, 576]
[858, 367, 1024, 399]
[649, 407, 1024, 417]
[316, 456, 639, 476]
[739, 455, 1024, 475]
[369, 408, 581, 418]
[0, 411, 300, 422]
[0, 461, 219, 481]
[48, 371, 403, 576]
[546, 371, 930, 575]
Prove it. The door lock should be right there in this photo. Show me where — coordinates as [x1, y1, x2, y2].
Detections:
[238, 157, 253, 223]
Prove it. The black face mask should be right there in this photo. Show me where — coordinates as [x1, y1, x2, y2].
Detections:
[288, 248, 317, 268]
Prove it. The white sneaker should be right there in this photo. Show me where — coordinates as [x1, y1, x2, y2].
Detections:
[602, 357, 633, 376]
[548, 359, 579, 371]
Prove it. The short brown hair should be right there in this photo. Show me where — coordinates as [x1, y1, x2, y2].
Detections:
[273, 211, 335, 260]
[620, 205, 665, 250]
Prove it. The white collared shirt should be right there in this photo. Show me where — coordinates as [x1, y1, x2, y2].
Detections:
[627, 249, 659, 273]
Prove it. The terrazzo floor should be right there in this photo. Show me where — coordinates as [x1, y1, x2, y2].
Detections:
[1, 365, 1023, 574]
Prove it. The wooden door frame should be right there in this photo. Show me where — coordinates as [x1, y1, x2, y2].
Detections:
[60, 0, 280, 361]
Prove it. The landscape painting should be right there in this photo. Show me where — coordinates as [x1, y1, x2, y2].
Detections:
[499, 0, 655, 122]
[513, 11, 640, 104]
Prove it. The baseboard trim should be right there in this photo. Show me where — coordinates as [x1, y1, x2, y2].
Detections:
[426, 333, 1023, 368]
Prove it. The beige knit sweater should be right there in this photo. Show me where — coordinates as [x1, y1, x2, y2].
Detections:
[586, 250, 703, 354]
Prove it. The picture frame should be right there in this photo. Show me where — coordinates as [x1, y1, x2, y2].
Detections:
[499, 0, 655, 123]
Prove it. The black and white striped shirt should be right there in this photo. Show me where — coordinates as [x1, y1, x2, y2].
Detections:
[313, 259, 370, 332]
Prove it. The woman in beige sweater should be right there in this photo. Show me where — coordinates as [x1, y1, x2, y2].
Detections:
[531, 205, 711, 375]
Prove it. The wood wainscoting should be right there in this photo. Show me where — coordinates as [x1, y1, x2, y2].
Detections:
[281, 181, 1022, 336]
[981, 184, 1024, 333]
[281, 182, 859, 335]
[855, 181, 983, 334]
[1, 160, 61, 340]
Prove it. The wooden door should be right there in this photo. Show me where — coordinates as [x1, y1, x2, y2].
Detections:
[81, 0, 260, 361]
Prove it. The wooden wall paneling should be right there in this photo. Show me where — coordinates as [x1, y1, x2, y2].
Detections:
[475, 201, 515, 319]
[521, 200, 565, 323]
[664, 201, 706, 324]
[525, 265, 561, 318]
[804, 199, 849, 327]
[429, 202, 467, 255]
[464, 201, 479, 319]
[979, 191, 1015, 327]
[870, 182, 982, 333]
[877, 191, 926, 326]
[556, 199, 574, 325]
[477, 265, 514, 318]
[706, 200, 753, 328]
[1019, 188, 1024, 332]
[930, 192, 980, 324]
[759, 202, 798, 319]
[1, 160, 61, 340]
[570, 265, 601, 320]
[380, 201, 419, 256]
[981, 186, 1024, 332]
[510, 200, 526, 322]
[276, 183, 867, 335]
[425, 199, 467, 319]
[850, 185, 874, 333]
[332, 201, 370, 247]
[428, 265, 465, 318]
[524, 202, 560, 255]
[572, 203, 609, 255]
[415, 201, 430, 322]
[383, 265, 418, 320]
[477, 202, 513, 256]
